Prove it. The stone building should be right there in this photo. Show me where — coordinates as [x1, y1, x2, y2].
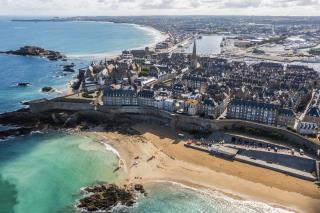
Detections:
[277, 108, 296, 128]
[227, 99, 278, 126]
[137, 90, 155, 107]
[304, 106, 320, 126]
[182, 75, 208, 93]
[202, 99, 217, 118]
[103, 88, 137, 106]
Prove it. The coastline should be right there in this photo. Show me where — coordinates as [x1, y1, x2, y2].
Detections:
[66, 22, 168, 60]
[2, 19, 319, 212]
[82, 123, 320, 213]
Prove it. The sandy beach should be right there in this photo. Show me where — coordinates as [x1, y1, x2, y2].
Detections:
[66, 23, 168, 60]
[83, 123, 320, 213]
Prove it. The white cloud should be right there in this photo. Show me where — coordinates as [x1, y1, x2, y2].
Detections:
[0, 0, 320, 16]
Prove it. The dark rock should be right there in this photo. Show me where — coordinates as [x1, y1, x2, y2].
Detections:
[63, 63, 75, 69]
[76, 184, 146, 212]
[134, 184, 145, 193]
[41, 87, 53, 92]
[17, 82, 31, 87]
[20, 100, 30, 105]
[0, 127, 33, 139]
[63, 67, 75, 72]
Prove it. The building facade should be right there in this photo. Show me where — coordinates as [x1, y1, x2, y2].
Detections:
[227, 99, 278, 126]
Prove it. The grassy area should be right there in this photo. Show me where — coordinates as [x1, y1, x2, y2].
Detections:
[82, 91, 94, 99]
[139, 68, 150, 77]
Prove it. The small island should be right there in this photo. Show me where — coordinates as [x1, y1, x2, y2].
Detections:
[1, 46, 66, 61]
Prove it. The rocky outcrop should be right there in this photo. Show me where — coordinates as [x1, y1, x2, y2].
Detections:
[0, 127, 33, 140]
[0, 108, 136, 139]
[1, 46, 66, 61]
[63, 63, 75, 72]
[76, 184, 146, 212]
[17, 82, 31, 87]
[41, 87, 54, 92]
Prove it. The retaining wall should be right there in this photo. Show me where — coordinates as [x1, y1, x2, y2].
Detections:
[29, 101, 320, 156]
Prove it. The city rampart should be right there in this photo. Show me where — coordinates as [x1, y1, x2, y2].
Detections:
[29, 100, 320, 156]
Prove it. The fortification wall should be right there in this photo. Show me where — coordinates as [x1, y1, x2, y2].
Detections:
[29, 100, 94, 113]
[100, 106, 320, 155]
[28, 101, 320, 156]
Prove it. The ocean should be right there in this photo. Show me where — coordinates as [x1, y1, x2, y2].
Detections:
[0, 132, 292, 213]
[0, 19, 293, 213]
[0, 19, 158, 113]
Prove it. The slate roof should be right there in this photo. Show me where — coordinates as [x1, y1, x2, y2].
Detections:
[173, 83, 185, 92]
[278, 108, 296, 117]
[104, 88, 136, 97]
[298, 122, 318, 130]
[137, 90, 155, 98]
[306, 106, 320, 117]
[183, 75, 207, 82]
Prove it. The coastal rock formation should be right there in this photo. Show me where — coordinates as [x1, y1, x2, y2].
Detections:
[2, 46, 66, 61]
[17, 82, 31, 87]
[0, 127, 33, 140]
[63, 63, 75, 72]
[76, 184, 146, 212]
[41, 86, 54, 93]
[0, 108, 135, 139]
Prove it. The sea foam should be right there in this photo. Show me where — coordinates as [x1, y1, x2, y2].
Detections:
[150, 180, 294, 213]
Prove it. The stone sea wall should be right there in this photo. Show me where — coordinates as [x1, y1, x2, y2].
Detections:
[29, 99, 94, 113]
[29, 100, 320, 155]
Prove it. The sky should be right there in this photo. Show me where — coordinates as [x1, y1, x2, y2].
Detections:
[0, 0, 320, 16]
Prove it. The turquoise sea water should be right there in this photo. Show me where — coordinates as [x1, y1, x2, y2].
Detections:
[0, 19, 293, 213]
[0, 131, 292, 213]
[117, 182, 292, 213]
[0, 133, 119, 213]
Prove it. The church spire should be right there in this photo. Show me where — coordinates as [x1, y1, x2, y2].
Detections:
[192, 40, 197, 57]
[191, 40, 197, 70]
